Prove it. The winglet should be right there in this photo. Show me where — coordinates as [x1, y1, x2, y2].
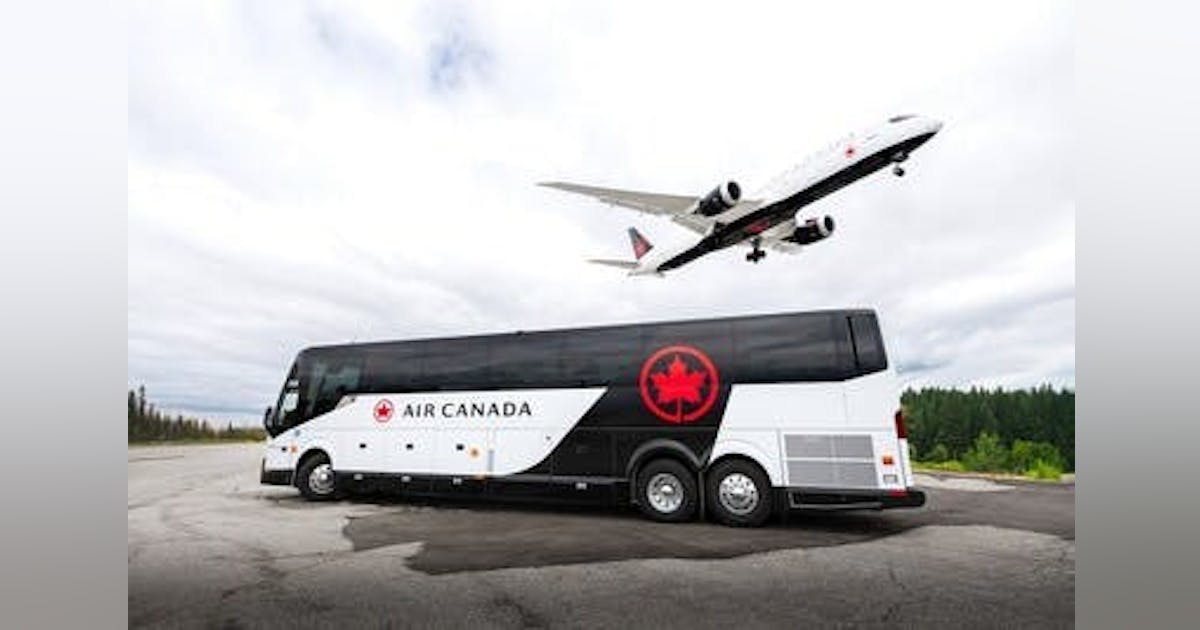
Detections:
[628, 227, 653, 260]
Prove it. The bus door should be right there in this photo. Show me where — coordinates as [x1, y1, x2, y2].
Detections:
[303, 355, 375, 471]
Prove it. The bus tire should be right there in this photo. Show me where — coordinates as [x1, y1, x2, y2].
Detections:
[296, 452, 341, 501]
[635, 458, 698, 522]
[706, 458, 772, 527]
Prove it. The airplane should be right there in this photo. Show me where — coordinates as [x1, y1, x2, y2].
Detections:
[541, 114, 942, 275]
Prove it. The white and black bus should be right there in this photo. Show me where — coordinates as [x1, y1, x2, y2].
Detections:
[261, 309, 924, 526]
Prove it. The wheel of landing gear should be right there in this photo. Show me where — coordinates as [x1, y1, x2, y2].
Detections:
[296, 452, 341, 501]
[706, 459, 773, 527]
[893, 165, 906, 177]
[636, 459, 698, 522]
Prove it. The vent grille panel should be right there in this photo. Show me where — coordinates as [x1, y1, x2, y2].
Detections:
[787, 461, 836, 486]
[785, 435, 833, 458]
[832, 435, 874, 459]
[784, 433, 878, 489]
[835, 462, 878, 488]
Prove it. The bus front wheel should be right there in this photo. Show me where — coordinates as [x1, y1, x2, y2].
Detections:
[635, 458, 698, 522]
[296, 452, 341, 501]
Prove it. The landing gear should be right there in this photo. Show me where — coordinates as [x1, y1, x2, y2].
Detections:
[892, 151, 908, 177]
[745, 237, 766, 263]
[892, 164, 906, 177]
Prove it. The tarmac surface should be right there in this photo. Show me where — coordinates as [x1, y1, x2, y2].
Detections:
[129, 444, 1074, 629]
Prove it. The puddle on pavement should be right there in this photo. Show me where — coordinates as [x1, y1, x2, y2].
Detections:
[340, 500, 915, 574]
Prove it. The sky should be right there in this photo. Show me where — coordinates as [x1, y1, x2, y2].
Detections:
[128, 1, 1073, 425]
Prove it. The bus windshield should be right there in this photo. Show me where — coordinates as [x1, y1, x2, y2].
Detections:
[266, 352, 364, 436]
[266, 365, 302, 437]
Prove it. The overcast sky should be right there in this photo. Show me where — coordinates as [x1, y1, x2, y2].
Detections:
[128, 1, 1073, 424]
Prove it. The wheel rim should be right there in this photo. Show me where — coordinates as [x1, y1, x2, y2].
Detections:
[717, 472, 759, 515]
[646, 472, 684, 514]
[308, 463, 335, 495]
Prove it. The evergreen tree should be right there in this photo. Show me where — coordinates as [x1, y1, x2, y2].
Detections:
[902, 385, 1074, 471]
[127, 385, 265, 443]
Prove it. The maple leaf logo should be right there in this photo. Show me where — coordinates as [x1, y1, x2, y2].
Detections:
[639, 345, 721, 424]
[651, 356, 707, 412]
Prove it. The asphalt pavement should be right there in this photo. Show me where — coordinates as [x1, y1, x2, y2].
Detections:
[129, 444, 1074, 629]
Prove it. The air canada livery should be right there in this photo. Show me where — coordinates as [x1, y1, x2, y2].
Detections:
[541, 114, 942, 274]
[261, 310, 925, 526]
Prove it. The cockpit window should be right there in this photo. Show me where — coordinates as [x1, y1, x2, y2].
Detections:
[888, 114, 916, 123]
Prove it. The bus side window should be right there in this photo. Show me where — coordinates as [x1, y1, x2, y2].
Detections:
[312, 363, 362, 417]
[848, 314, 888, 373]
[561, 327, 643, 386]
[420, 338, 490, 391]
[301, 360, 328, 420]
[489, 333, 566, 388]
[734, 314, 846, 382]
[363, 345, 423, 393]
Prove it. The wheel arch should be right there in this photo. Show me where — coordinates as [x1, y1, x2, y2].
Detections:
[707, 453, 772, 482]
[625, 438, 703, 482]
[706, 438, 783, 486]
[293, 447, 332, 486]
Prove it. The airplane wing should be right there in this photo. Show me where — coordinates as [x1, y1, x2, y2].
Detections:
[540, 181, 760, 235]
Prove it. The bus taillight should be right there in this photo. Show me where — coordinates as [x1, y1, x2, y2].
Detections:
[894, 409, 908, 439]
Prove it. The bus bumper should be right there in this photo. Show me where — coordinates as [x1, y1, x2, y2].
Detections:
[260, 463, 293, 486]
[785, 487, 926, 511]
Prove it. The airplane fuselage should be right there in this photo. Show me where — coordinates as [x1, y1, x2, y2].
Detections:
[634, 115, 942, 274]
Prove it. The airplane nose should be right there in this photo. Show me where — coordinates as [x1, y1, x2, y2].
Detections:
[929, 118, 944, 133]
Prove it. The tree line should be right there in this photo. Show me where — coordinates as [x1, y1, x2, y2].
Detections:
[128, 385, 265, 443]
[901, 385, 1074, 473]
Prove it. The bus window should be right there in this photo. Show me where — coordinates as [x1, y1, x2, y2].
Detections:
[271, 368, 303, 433]
[362, 344, 423, 393]
[279, 390, 299, 421]
[418, 338, 490, 390]
[848, 314, 888, 373]
[489, 332, 567, 387]
[300, 352, 364, 419]
[311, 364, 362, 417]
[561, 327, 644, 386]
[734, 314, 850, 381]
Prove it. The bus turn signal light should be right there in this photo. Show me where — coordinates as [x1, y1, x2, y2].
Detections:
[882, 454, 894, 466]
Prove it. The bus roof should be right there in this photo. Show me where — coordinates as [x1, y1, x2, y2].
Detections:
[298, 309, 879, 355]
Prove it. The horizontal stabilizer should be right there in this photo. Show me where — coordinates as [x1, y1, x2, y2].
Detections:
[587, 258, 639, 270]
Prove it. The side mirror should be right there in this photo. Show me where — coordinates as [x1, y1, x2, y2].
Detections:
[262, 406, 273, 428]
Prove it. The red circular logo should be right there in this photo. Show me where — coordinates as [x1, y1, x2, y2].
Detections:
[638, 345, 720, 424]
[373, 399, 394, 423]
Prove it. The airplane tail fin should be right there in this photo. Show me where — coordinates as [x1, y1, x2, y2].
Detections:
[587, 227, 653, 272]
[628, 227, 653, 260]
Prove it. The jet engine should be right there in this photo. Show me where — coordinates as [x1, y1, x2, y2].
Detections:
[693, 181, 742, 216]
[787, 216, 836, 244]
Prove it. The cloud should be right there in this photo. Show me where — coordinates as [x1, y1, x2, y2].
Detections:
[128, 2, 1073, 423]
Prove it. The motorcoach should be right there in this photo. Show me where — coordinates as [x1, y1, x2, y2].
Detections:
[261, 310, 924, 526]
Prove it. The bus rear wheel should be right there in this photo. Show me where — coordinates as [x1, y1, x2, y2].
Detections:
[635, 458, 698, 522]
[296, 452, 341, 501]
[706, 459, 772, 527]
